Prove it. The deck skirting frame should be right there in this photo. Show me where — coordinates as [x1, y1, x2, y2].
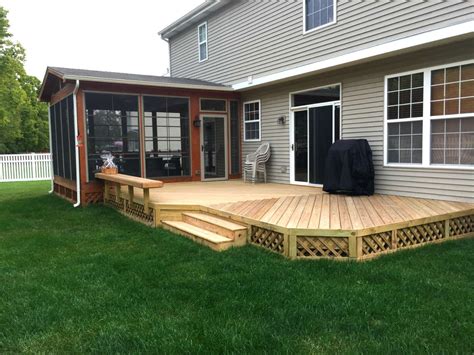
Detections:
[104, 191, 155, 227]
[98, 188, 473, 261]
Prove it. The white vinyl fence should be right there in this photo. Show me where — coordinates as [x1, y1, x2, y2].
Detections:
[0, 153, 52, 182]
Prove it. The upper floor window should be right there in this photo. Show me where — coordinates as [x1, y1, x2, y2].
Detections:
[198, 22, 208, 62]
[304, 0, 335, 32]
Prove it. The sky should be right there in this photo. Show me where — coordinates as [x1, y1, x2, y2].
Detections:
[0, 0, 203, 79]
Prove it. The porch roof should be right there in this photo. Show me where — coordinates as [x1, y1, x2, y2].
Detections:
[39, 66, 232, 101]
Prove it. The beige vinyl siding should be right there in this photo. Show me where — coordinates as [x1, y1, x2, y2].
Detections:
[169, 0, 473, 85]
[241, 39, 474, 203]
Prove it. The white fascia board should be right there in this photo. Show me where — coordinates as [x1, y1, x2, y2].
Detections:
[232, 21, 474, 91]
[62, 75, 233, 92]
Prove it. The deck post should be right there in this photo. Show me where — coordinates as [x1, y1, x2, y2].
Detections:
[349, 234, 358, 259]
[391, 229, 398, 250]
[128, 186, 134, 204]
[114, 182, 121, 203]
[288, 234, 297, 259]
[356, 236, 362, 260]
[444, 219, 450, 238]
[143, 188, 150, 213]
[103, 181, 109, 201]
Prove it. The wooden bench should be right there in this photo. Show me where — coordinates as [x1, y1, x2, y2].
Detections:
[95, 173, 164, 212]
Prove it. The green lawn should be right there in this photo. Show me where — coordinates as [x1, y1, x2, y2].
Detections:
[0, 181, 472, 353]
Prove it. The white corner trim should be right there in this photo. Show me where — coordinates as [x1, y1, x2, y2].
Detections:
[232, 21, 474, 90]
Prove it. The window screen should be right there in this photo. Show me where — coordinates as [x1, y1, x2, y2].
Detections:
[143, 96, 190, 178]
[85, 93, 140, 180]
[431, 117, 474, 165]
[49, 94, 76, 181]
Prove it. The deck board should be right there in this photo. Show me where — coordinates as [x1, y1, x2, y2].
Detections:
[138, 180, 473, 236]
[307, 195, 323, 229]
[297, 195, 316, 229]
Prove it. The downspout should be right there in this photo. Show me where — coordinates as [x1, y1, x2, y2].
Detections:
[72, 80, 81, 207]
[47, 104, 54, 193]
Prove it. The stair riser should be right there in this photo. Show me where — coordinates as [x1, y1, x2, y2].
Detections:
[162, 223, 234, 252]
[183, 214, 247, 242]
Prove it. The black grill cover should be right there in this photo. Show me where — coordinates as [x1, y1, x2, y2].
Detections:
[323, 139, 374, 196]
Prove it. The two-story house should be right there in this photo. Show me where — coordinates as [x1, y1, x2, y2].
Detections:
[40, 0, 473, 207]
[160, 0, 474, 202]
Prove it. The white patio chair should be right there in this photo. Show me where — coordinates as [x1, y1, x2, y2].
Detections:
[244, 142, 271, 183]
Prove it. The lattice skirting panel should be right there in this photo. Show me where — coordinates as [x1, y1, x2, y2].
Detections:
[362, 232, 393, 256]
[297, 236, 349, 258]
[84, 191, 103, 205]
[361, 214, 474, 259]
[250, 226, 285, 255]
[104, 193, 155, 226]
[54, 183, 76, 202]
[449, 215, 473, 237]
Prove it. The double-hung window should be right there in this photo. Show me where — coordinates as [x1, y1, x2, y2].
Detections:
[385, 61, 474, 168]
[304, 0, 336, 32]
[198, 22, 208, 62]
[243, 100, 261, 141]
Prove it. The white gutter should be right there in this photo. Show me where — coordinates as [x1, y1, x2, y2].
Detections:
[47, 104, 54, 193]
[232, 21, 474, 91]
[61, 75, 232, 92]
[72, 80, 81, 208]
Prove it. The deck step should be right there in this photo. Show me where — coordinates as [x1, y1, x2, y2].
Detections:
[161, 221, 235, 251]
[182, 212, 247, 243]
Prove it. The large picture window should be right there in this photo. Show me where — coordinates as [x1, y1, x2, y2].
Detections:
[385, 61, 474, 168]
[304, 0, 335, 32]
[243, 100, 261, 141]
[143, 96, 190, 178]
[85, 93, 140, 180]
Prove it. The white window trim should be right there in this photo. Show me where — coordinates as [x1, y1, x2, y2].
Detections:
[302, 0, 337, 35]
[198, 22, 208, 62]
[383, 59, 474, 171]
[243, 100, 261, 142]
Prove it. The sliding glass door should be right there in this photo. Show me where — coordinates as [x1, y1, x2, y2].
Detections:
[291, 102, 340, 185]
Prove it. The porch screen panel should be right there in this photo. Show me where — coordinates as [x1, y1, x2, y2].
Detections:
[143, 96, 190, 178]
[230, 100, 240, 175]
[54, 103, 63, 178]
[60, 99, 71, 179]
[85, 93, 140, 180]
[67, 95, 77, 180]
[49, 105, 58, 176]
[49, 94, 76, 180]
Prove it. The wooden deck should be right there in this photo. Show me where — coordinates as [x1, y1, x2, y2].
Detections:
[105, 180, 474, 260]
[210, 193, 473, 232]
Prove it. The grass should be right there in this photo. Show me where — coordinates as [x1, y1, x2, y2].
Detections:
[0, 181, 473, 353]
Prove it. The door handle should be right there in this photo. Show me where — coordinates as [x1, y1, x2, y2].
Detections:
[201, 145, 204, 152]
[291, 144, 294, 151]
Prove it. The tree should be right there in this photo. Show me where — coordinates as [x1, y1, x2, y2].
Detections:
[0, 6, 49, 153]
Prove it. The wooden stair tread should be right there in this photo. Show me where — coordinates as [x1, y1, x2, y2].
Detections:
[183, 212, 247, 231]
[162, 221, 233, 244]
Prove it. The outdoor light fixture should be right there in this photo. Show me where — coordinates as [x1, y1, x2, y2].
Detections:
[193, 117, 201, 128]
[277, 115, 286, 125]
